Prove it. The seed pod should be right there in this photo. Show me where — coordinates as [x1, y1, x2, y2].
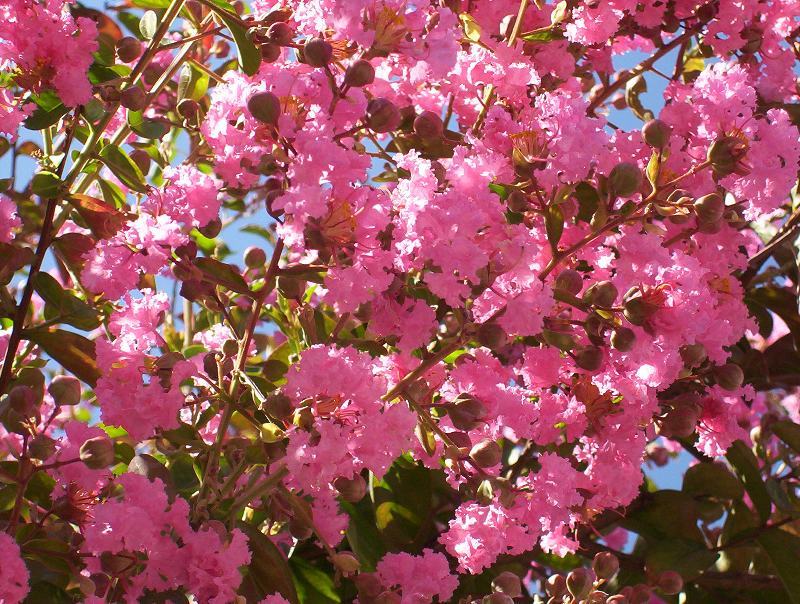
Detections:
[243, 245, 267, 268]
[247, 91, 281, 125]
[120, 86, 146, 111]
[303, 37, 333, 67]
[48, 375, 81, 406]
[492, 571, 522, 598]
[333, 474, 367, 502]
[592, 552, 620, 579]
[555, 269, 583, 295]
[413, 110, 444, 139]
[610, 327, 636, 352]
[566, 568, 592, 599]
[583, 280, 618, 308]
[365, 98, 401, 133]
[693, 193, 725, 224]
[344, 59, 375, 87]
[469, 439, 502, 467]
[116, 36, 142, 63]
[641, 119, 671, 149]
[575, 346, 604, 372]
[448, 394, 486, 431]
[608, 162, 643, 198]
[79, 437, 115, 469]
[267, 21, 294, 45]
[713, 363, 744, 391]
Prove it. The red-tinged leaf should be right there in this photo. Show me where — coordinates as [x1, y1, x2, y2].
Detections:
[237, 522, 299, 604]
[52, 233, 96, 269]
[195, 257, 252, 295]
[68, 194, 129, 239]
[24, 328, 101, 386]
[0, 243, 34, 286]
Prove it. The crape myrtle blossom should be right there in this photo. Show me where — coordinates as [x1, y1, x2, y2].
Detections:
[2, 0, 800, 601]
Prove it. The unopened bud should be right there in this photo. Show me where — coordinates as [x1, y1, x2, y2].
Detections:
[707, 135, 749, 177]
[469, 439, 502, 468]
[331, 552, 360, 574]
[79, 437, 115, 469]
[641, 119, 671, 149]
[277, 276, 306, 300]
[492, 571, 522, 598]
[120, 86, 146, 111]
[333, 474, 367, 502]
[248, 91, 281, 125]
[661, 405, 700, 438]
[575, 346, 604, 372]
[583, 280, 618, 308]
[413, 111, 444, 139]
[607, 596, 629, 604]
[506, 190, 529, 213]
[116, 36, 142, 63]
[263, 392, 293, 420]
[244, 245, 267, 268]
[566, 568, 593, 599]
[365, 98, 401, 133]
[713, 363, 744, 391]
[610, 327, 636, 352]
[623, 297, 658, 326]
[555, 269, 583, 295]
[608, 162, 643, 198]
[260, 43, 281, 63]
[29, 434, 57, 460]
[303, 37, 333, 67]
[449, 394, 486, 431]
[48, 375, 81, 406]
[199, 216, 222, 238]
[483, 594, 514, 604]
[657, 570, 683, 595]
[267, 21, 294, 45]
[592, 551, 620, 579]
[344, 60, 375, 87]
[693, 193, 725, 224]
[679, 343, 707, 367]
[222, 339, 239, 358]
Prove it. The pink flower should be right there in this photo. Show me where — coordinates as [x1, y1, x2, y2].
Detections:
[376, 549, 458, 604]
[0, 532, 29, 603]
[0, 194, 21, 243]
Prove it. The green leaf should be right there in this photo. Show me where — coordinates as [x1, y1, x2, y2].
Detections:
[683, 461, 744, 500]
[127, 110, 169, 140]
[545, 204, 564, 251]
[195, 257, 252, 295]
[177, 63, 210, 102]
[131, 0, 170, 7]
[237, 523, 299, 604]
[24, 328, 101, 386]
[756, 527, 800, 604]
[98, 145, 148, 193]
[727, 440, 771, 523]
[24, 92, 69, 131]
[621, 490, 704, 543]
[33, 272, 100, 331]
[772, 420, 800, 453]
[139, 10, 158, 39]
[205, 0, 261, 75]
[625, 74, 653, 122]
[31, 172, 62, 198]
[575, 182, 600, 223]
[289, 558, 340, 604]
[341, 498, 386, 572]
[644, 538, 719, 579]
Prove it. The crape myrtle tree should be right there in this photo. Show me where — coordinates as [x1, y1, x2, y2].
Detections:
[1, 0, 800, 601]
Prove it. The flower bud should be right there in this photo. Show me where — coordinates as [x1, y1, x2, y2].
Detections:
[29, 434, 57, 460]
[248, 91, 281, 125]
[260, 43, 281, 62]
[267, 21, 294, 45]
[566, 568, 593, 599]
[583, 280, 618, 308]
[221, 339, 239, 358]
[483, 594, 514, 604]
[660, 404, 700, 438]
[331, 552, 360, 574]
[546, 575, 566, 598]
[679, 343, 707, 367]
[630, 584, 652, 604]
[575, 346, 604, 372]
[365, 98, 401, 133]
[693, 193, 724, 224]
[623, 297, 658, 326]
[263, 392, 293, 420]
[608, 162, 643, 198]
[116, 36, 142, 63]
[657, 570, 683, 595]
[344, 60, 375, 87]
[303, 37, 333, 67]
[79, 437, 115, 469]
[713, 362, 744, 391]
[277, 276, 306, 300]
[48, 375, 81, 406]
[244, 245, 267, 268]
[476, 322, 507, 349]
[641, 119, 671, 149]
[449, 394, 486, 431]
[506, 190, 529, 213]
[333, 474, 367, 502]
[610, 327, 636, 352]
[707, 135, 749, 177]
[120, 86, 146, 111]
[606, 596, 628, 604]
[469, 439, 501, 468]
[592, 552, 620, 579]
[555, 269, 583, 295]
[413, 111, 444, 139]
[492, 571, 522, 598]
